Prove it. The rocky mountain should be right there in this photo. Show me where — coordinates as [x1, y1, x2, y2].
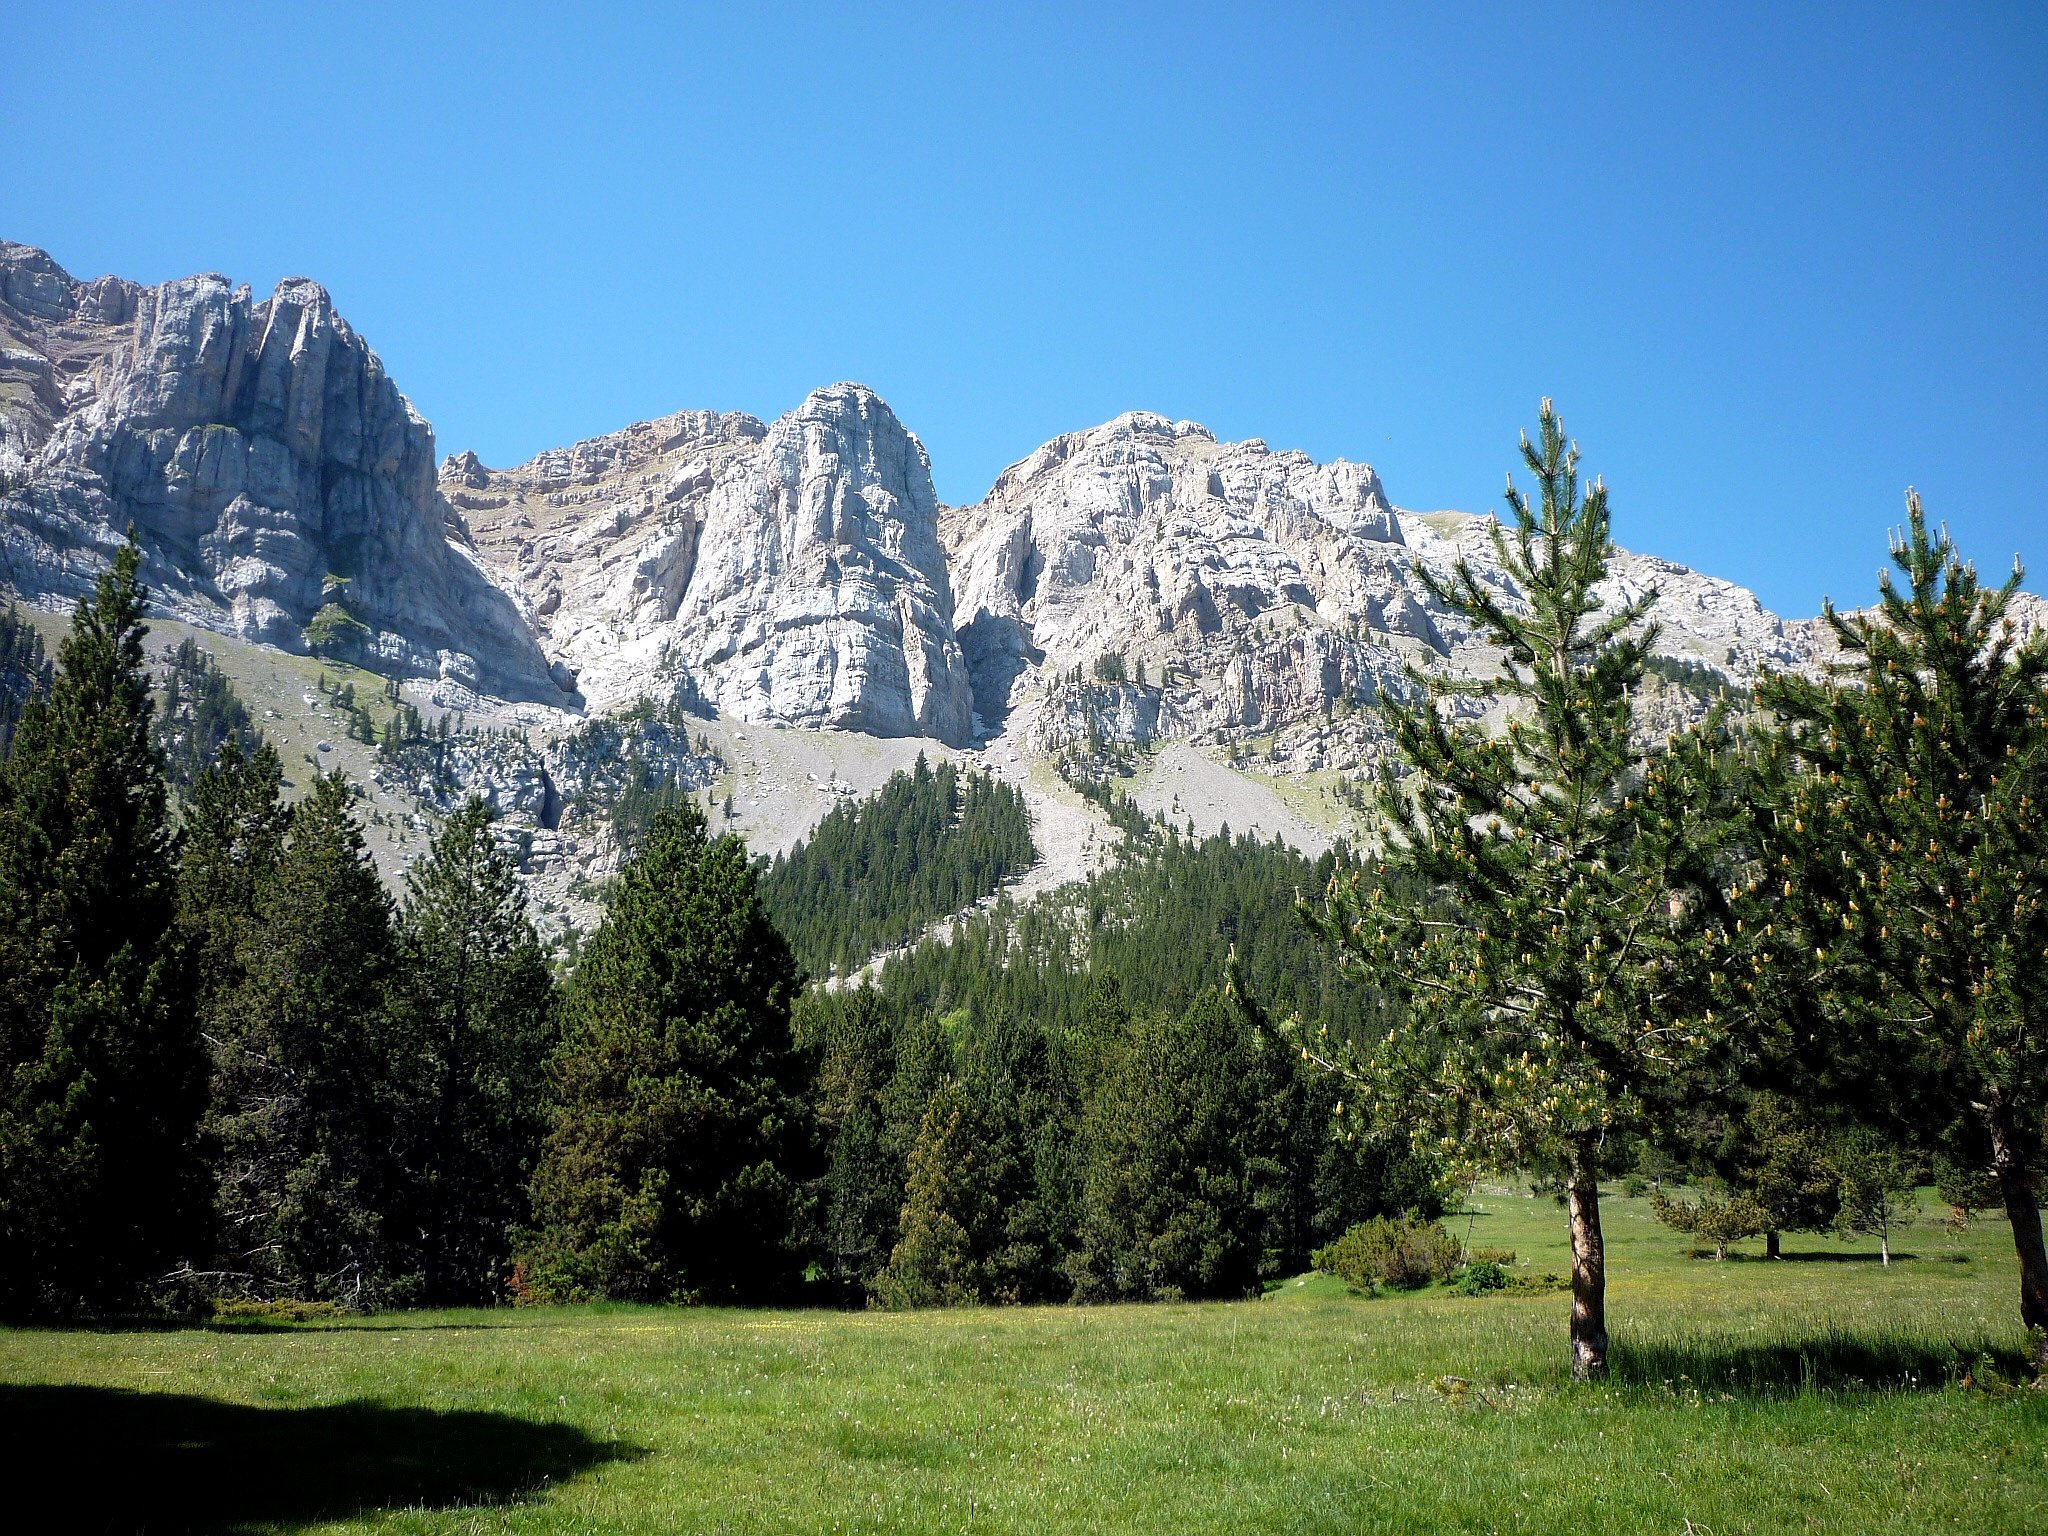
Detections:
[6, 237, 2040, 943]
[941, 411, 1823, 772]
[447, 382, 975, 743]
[0, 242, 560, 700]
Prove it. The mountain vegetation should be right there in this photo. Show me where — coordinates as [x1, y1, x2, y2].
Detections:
[0, 604, 50, 757]
[154, 636, 264, 791]
[757, 755, 1035, 977]
[0, 399, 2040, 1402]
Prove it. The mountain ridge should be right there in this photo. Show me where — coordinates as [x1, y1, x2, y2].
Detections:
[5, 239, 2040, 941]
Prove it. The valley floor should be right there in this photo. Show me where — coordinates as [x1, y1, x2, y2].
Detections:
[5, 1189, 2045, 1534]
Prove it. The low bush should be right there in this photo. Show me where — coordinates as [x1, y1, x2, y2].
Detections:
[1312, 1215, 1463, 1292]
[210, 1297, 346, 1324]
[1446, 1261, 1508, 1295]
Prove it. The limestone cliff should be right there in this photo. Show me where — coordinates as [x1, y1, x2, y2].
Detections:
[451, 382, 975, 743]
[0, 242, 560, 700]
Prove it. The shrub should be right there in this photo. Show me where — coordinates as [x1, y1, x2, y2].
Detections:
[1446, 1261, 1508, 1295]
[1650, 1186, 1770, 1260]
[1312, 1215, 1463, 1292]
[1469, 1246, 1516, 1266]
[210, 1297, 346, 1324]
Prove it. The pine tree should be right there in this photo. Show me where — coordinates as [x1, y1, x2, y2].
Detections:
[1830, 1128, 1920, 1267]
[152, 637, 263, 792]
[1069, 991, 1266, 1303]
[0, 603, 51, 758]
[1649, 1184, 1770, 1260]
[392, 797, 556, 1304]
[1300, 405, 1739, 1377]
[872, 1082, 997, 1308]
[867, 1007, 1069, 1308]
[0, 543, 206, 1316]
[797, 987, 906, 1295]
[176, 737, 291, 1025]
[1758, 496, 2048, 1364]
[522, 802, 813, 1303]
[210, 772, 403, 1305]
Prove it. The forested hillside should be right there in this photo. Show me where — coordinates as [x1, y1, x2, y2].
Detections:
[757, 755, 1036, 977]
[864, 815, 1386, 1041]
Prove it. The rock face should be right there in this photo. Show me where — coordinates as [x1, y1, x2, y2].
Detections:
[452, 382, 975, 743]
[943, 413, 1453, 760]
[940, 411, 1851, 768]
[0, 243, 559, 700]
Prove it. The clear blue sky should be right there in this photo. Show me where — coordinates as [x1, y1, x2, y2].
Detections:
[6, 2, 2043, 616]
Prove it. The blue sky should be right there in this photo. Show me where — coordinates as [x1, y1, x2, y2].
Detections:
[6, 2, 2042, 616]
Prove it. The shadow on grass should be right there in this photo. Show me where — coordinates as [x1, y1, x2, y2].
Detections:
[1610, 1331, 2029, 1396]
[1718, 1249, 1923, 1264]
[3, 1384, 635, 1533]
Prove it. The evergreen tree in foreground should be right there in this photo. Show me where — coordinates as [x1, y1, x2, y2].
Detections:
[1758, 497, 2048, 1362]
[176, 737, 291, 1027]
[0, 543, 206, 1315]
[392, 798, 557, 1304]
[875, 1007, 1068, 1307]
[1069, 990, 1271, 1303]
[1301, 405, 1741, 1378]
[521, 802, 814, 1303]
[797, 986, 903, 1296]
[210, 772, 403, 1305]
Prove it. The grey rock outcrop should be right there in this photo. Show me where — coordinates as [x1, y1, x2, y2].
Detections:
[0, 242, 560, 700]
[942, 411, 1849, 769]
[942, 412, 1456, 762]
[453, 382, 976, 743]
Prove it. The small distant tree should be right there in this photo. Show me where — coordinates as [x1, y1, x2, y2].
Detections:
[1724, 1092, 1840, 1259]
[1758, 497, 2047, 1359]
[1831, 1130, 1919, 1266]
[0, 604, 51, 757]
[1300, 405, 1742, 1378]
[1650, 1184, 1770, 1261]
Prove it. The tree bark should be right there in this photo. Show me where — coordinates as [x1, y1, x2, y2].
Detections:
[1988, 1114, 2048, 1374]
[1567, 1175, 1609, 1380]
[1766, 1229, 1781, 1261]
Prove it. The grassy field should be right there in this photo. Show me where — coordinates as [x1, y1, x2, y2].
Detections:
[6, 1188, 2044, 1534]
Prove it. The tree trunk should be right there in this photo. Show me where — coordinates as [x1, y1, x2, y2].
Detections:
[1766, 1229, 1781, 1260]
[1567, 1176, 1609, 1380]
[1989, 1114, 2048, 1374]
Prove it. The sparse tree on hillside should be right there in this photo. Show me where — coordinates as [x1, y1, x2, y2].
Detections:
[1300, 405, 1743, 1378]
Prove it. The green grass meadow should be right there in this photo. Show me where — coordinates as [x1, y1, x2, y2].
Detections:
[7, 1188, 2044, 1534]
